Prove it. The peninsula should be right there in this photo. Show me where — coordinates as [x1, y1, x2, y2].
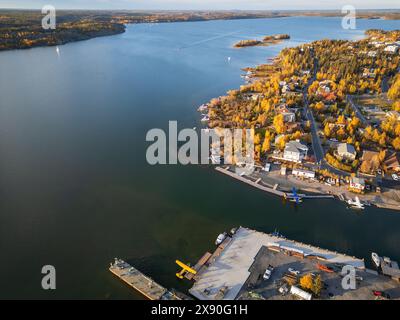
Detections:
[200, 29, 400, 211]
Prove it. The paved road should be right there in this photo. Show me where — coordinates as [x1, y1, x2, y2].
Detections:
[346, 95, 369, 125]
[303, 55, 325, 163]
[302, 55, 351, 177]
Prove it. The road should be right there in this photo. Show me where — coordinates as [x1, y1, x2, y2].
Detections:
[346, 95, 369, 125]
[302, 55, 351, 177]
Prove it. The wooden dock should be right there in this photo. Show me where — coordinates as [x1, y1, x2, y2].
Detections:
[109, 258, 182, 300]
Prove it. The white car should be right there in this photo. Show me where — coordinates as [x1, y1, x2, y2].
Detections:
[392, 174, 400, 181]
[263, 265, 274, 280]
[288, 268, 300, 276]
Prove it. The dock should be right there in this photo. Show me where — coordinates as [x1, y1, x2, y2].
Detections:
[215, 166, 334, 199]
[109, 258, 184, 300]
[215, 166, 285, 196]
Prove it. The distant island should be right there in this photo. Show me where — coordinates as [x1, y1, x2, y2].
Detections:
[0, 9, 400, 51]
[234, 34, 290, 48]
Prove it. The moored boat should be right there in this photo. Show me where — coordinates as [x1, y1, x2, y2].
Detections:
[215, 232, 227, 246]
[372, 252, 381, 268]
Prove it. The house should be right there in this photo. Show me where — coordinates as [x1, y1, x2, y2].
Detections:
[277, 106, 296, 123]
[360, 150, 380, 174]
[349, 177, 366, 192]
[386, 111, 400, 121]
[283, 140, 308, 163]
[337, 143, 356, 161]
[384, 152, 400, 172]
[362, 68, 376, 79]
[384, 45, 399, 53]
[282, 84, 290, 94]
[292, 168, 315, 179]
[367, 50, 377, 57]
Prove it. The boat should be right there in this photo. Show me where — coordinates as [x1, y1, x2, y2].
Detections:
[316, 263, 334, 273]
[229, 227, 238, 236]
[272, 229, 285, 238]
[372, 252, 381, 268]
[197, 104, 208, 112]
[201, 115, 210, 122]
[347, 196, 365, 210]
[215, 232, 227, 246]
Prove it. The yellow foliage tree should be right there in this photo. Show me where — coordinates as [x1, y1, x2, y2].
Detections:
[273, 114, 285, 134]
[300, 274, 313, 291]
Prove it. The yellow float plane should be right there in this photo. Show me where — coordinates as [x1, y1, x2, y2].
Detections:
[175, 260, 197, 279]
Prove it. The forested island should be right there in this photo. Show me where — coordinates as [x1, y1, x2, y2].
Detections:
[0, 9, 400, 51]
[234, 34, 290, 48]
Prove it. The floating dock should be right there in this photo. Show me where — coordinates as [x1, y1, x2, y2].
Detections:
[109, 258, 185, 300]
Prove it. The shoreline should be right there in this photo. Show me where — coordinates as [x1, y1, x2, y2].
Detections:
[1, 10, 400, 52]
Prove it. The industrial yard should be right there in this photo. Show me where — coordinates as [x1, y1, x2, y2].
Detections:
[187, 227, 400, 300]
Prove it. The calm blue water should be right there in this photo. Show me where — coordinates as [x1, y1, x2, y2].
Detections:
[0, 17, 400, 299]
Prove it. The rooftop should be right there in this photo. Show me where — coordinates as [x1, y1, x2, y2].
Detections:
[284, 140, 308, 153]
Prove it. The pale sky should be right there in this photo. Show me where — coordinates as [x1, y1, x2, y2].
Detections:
[0, 0, 399, 10]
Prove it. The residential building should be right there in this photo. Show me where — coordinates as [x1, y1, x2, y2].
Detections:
[360, 150, 380, 175]
[283, 140, 308, 163]
[384, 45, 399, 53]
[385, 152, 400, 172]
[349, 177, 366, 192]
[292, 168, 315, 179]
[337, 143, 356, 161]
[386, 111, 400, 121]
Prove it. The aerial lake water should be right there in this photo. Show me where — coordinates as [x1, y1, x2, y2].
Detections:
[1, 17, 400, 298]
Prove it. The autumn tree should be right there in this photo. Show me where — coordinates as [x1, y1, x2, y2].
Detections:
[300, 274, 314, 292]
[273, 114, 285, 134]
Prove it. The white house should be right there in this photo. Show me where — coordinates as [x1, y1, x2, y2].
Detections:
[283, 140, 308, 163]
[386, 111, 400, 121]
[292, 168, 315, 179]
[337, 143, 356, 161]
[384, 45, 399, 53]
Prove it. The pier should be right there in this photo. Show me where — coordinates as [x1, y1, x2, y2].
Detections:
[215, 166, 285, 196]
[215, 166, 334, 199]
[109, 258, 183, 300]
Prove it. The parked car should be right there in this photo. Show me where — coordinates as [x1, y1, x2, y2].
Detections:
[263, 265, 274, 280]
[288, 268, 300, 276]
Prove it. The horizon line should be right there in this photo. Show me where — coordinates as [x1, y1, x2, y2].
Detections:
[1, 8, 400, 12]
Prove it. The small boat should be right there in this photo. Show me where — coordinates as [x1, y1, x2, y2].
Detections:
[197, 104, 208, 112]
[201, 115, 210, 122]
[372, 252, 381, 268]
[316, 263, 334, 273]
[229, 227, 238, 236]
[215, 232, 227, 246]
